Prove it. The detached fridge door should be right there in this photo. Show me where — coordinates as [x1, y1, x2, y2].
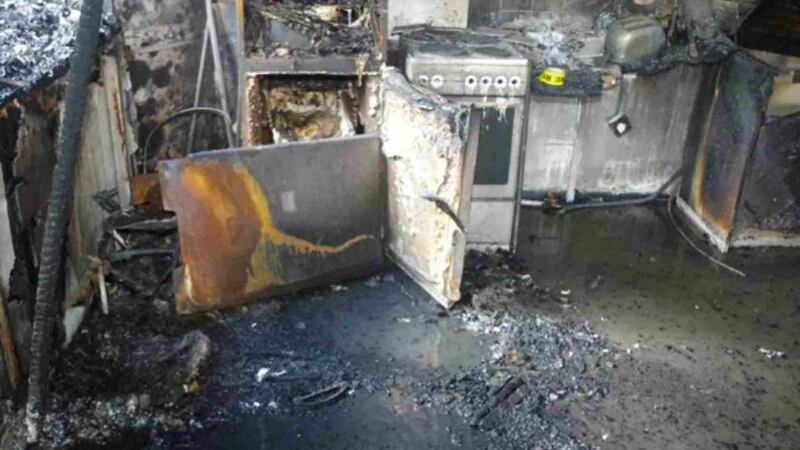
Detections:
[159, 135, 385, 314]
[380, 68, 479, 309]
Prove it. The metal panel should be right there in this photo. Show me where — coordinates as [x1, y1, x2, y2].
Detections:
[159, 135, 384, 314]
[576, 66, 711, 196]
[0, 171, 12, 300]
[467, 200, 516, 248]
[523, 65, 714, 197]
[731, 115, 800, 246]
[680, 53, 775, 251]
[246, 57, 380, 77]
[381, 67, 477, 309]
[66, 63, 137, 307]
[522, 95, 580, 194]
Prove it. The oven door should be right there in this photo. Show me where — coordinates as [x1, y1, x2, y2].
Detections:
[458, 97, 525, 250]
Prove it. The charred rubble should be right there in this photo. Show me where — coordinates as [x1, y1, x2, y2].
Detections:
[0, 242, 615, 449]
[244, 0, 378, 58]
[0, 0, 117, 107]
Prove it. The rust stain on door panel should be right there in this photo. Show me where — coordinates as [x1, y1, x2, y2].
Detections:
[160, 136, 384, 313]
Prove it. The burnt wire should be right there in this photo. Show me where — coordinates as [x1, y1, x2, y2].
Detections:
[557, 162, 746, 277]
[141, 106, 235, 174]
[559, 163, 687, 215]
[667, 193, 746, 278]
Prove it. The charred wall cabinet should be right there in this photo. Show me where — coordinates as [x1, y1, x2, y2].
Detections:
[678, 51, 800, 252]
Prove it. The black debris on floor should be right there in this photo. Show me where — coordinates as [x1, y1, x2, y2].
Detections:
[0, 0, 117, 107]
[2, 232, 615, 450]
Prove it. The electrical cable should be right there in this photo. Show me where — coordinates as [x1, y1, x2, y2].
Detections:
[667, 193, 746, 278]
[559, 163, 687, 215]
[141, 106, 235, 174]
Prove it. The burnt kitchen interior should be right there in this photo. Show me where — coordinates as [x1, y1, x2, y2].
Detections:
[0, 0, 799, 449]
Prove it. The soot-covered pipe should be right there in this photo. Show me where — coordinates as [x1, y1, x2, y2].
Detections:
[25, 0, 104, 442]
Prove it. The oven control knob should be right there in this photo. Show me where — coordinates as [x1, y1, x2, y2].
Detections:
[431, 75, 444, 89]
[418, 75, 430, 87]
[480, 76, 492, 89]
[465, 75, 478, 88]
[509, 76, 522, 89]
[494, 76, 508, 88]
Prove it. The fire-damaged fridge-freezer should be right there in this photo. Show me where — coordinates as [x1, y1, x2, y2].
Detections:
[159, 68, 481, 312]
[158, 1, 488, 313]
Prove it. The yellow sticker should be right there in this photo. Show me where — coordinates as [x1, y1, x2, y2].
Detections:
[538, 68, 566, 87]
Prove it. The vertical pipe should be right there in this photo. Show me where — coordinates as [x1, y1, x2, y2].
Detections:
[25, 0, 103, 442]
[206, 0, 231, 121]
[188, 26, 210, 153]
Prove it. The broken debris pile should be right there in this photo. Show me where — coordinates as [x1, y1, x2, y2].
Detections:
[0, 0, 117, 107]
[245, 0, 376, 58]
[413, 308, 614, 450]
[97, 210, 179, 303]
[462, 249, 559, 312]
[498, 10, 602, 69]
[21, 284, 367, 448]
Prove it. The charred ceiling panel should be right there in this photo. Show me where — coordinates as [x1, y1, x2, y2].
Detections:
[159, 136, 384, 314]
[381, 68, 477, 309]
[679, 53, 775, 251]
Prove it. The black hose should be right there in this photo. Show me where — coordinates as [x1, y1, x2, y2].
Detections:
[141, 107, 235, 174]
[25, 0, 103, 442]
[558, 163, 687, 215]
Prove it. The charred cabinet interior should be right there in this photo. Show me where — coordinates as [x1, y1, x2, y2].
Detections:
[242, 76, 380, 146]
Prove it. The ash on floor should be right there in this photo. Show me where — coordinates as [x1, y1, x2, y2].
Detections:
[4, 205, 798, 450]
[2, 247, 616, 449]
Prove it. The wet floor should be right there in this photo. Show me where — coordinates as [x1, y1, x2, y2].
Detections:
[518, 205, 800, 449]
[156, 274, 496, 450]
[190, 205, 799, 450]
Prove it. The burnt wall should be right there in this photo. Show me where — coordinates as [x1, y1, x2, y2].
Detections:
[737, 0, 800, 57]
[113, 0, 225, 172]
[469, 0, 615, 26]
